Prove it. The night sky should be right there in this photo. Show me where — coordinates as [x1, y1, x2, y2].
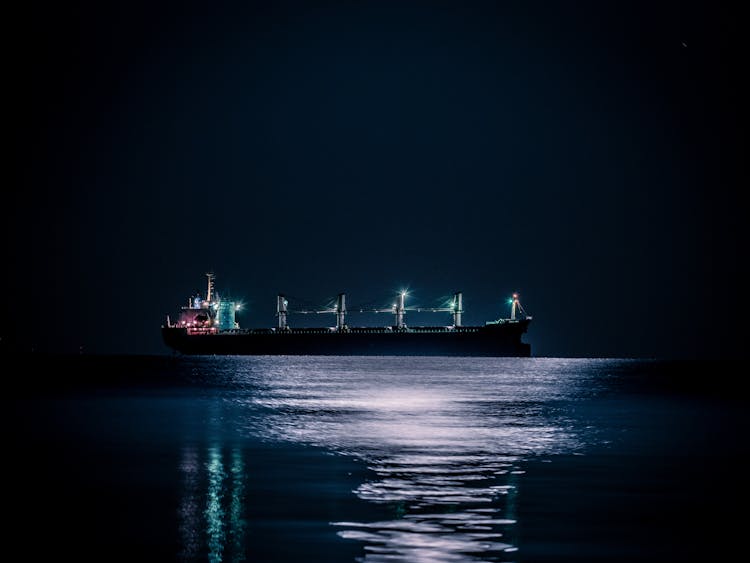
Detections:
[6, 1, 743, 358]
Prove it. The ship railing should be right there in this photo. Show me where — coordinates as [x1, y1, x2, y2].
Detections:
[186, 327, 218, 335]
[485, 316, 531, 325]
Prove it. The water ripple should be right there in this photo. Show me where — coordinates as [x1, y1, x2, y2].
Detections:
[204, 357, 611, 561]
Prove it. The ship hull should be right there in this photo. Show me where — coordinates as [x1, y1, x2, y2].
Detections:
[162, 320, 531, 357]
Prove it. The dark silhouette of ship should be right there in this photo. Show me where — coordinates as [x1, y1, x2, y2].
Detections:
[162, 273, 532, 356]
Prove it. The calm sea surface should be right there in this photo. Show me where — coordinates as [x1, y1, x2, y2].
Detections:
[8, 356, 745, 561]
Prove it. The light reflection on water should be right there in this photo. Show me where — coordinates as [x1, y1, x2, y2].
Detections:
[178, 446, 201, 561]
[179, 445, 247, 563]
[212, 356, 594, 562]
[17, 356, 725, 561]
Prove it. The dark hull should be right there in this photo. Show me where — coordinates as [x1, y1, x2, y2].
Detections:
[162, 320, 531, 357]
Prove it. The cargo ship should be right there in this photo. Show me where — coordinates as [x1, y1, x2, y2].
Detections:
[162, 273, 532, 356]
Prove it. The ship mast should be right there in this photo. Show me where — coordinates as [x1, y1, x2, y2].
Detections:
[452, 292, 463, 327]
[206, 272, 216, 304]
[510, 293, 526, 320]
[277, 294, 288, 330]
[335, 293, 346, 331]
[395, 291, 406, 329]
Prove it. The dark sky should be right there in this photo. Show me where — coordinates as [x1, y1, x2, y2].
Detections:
[6, 1, 744, 358]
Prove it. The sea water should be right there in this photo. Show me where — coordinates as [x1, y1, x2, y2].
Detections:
[8, 356, 745, 561]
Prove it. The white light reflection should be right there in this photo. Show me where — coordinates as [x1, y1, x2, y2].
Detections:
[233, 357, 589, 562]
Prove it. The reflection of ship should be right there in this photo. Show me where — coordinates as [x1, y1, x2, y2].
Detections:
[162, 273, 532, 356]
